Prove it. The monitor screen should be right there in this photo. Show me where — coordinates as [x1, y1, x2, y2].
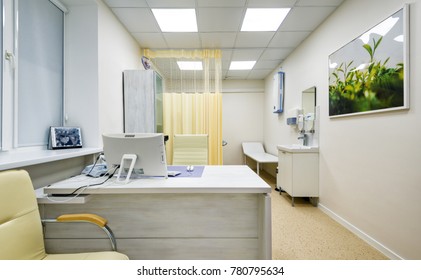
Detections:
[102, 133, 167, 180]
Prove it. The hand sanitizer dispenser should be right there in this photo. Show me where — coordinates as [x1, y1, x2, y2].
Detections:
[297, 114, 304, 132]
[286, 108, 301, 126]
[305, 113, 315, 132]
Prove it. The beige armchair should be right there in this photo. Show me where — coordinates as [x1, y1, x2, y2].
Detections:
[0, 169, 128, 260]
[172, 134, 209, 165]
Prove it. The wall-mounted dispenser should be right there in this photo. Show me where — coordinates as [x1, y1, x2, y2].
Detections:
[305, 112, 315, 133]
[286, 107, 301, 126]
[297, 114, 304, 132]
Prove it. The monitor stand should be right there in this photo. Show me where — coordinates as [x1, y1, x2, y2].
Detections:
[116, 154, 137, 184]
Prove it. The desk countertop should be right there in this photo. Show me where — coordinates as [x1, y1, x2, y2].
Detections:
[43, 165, 272, 195]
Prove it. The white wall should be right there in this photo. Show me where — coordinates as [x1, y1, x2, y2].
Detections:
[64, 2, 99, 147]
[264, 0, 421, 259]
[97, 0, 141, 135]
[222, 80, 265, 165]
[63, 0, 141, 145]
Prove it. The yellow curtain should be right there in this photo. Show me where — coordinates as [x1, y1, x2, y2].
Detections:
[163, 92, 222, 165]
[144, 49, 223, 165]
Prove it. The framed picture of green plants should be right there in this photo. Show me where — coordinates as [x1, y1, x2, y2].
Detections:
[328, 5, 409, 117]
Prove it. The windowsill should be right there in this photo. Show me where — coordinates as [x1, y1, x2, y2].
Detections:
[0, 147, 102, 171]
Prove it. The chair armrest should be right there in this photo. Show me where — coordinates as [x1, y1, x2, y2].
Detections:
[56, 213, 107, 227]
[42, 213, 117, 251]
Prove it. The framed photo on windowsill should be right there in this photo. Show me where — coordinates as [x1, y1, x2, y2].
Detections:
[49, 126, 83, 149]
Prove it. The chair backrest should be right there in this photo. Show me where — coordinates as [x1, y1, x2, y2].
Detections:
[173, 134, 209, 165]
[242, 142, 266, 155]
[0, 170, 47, 260]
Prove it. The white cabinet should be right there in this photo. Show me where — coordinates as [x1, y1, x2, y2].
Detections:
[123, 70, 163, 133]
[277, 145, 319, 206]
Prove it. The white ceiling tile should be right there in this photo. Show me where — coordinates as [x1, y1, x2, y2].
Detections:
[221, 60, 231, 72]
[254, 59, 282, 70]
[248, 69, 273, 79]
[163, 33, 201, 48]
[221, 49, 233, 58]
[197, 8, 244, 32]
[225, 70, 251, 79]
[104, 0, 344, 80]
[132, 33, 168, 48]
[201, 33, 237, 48]
[296, 0, 345, 7]
[247, 0, 296, 8]
[197, 0, 246, 7]
[280, 6, 337, 31]
[235, 32, 275, 48]
[103, 0, 148, 8]
[269, 31, 311, 48]
[112, 8, 159, 32]
[260, 48, 293, 60]
[146, 0, 196, 8]
[231, 49, 264, 61]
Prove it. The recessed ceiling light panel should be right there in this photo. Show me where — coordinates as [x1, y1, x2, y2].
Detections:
[152, 9, 198, 32]
[241, 8, 291, 31]
[177, 61, 203, 70]
[229, 61, 256, 70]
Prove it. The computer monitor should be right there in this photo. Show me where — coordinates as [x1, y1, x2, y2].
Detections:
[102, 133, 168, 183]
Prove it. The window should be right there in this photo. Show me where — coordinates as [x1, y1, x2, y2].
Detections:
[1, 0, 64, 150]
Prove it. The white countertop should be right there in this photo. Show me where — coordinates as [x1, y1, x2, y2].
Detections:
[0, 147, 102, 171]
[42, 165, 272, 195]
[277, 144, 319, 153]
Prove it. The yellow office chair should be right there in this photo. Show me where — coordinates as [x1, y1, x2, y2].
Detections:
[0, 169, 128, 260]
[172, 134, 209, 165]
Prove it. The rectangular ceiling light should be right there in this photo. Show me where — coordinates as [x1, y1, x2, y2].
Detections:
[229, 61, 256, 70]
[177, 61, 203, 70]
[241, 8, 291, 31]
[152, 9, 198, 32]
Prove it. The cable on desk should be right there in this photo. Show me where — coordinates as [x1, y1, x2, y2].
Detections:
[46, 165, 120, 203]
[69, 165, 120, 195]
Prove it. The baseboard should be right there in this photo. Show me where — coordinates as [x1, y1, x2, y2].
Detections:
[318, 203, 403, 260]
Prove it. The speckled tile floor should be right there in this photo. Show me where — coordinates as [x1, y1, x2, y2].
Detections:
[259, 171, 388, 260]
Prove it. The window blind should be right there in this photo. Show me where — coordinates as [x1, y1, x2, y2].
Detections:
[17, 0, 64, 147]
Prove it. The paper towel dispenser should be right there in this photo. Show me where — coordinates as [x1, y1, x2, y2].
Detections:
[286, 107, 301, 126]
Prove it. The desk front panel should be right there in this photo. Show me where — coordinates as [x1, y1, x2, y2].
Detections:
[41, 192, 267, 259]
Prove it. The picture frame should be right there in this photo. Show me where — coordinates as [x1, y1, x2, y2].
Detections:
[328, 5, 409, 118]
[49, 126, 82, 149]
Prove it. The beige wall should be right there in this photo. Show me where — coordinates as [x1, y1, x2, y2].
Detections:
[264, 0, 421, 259]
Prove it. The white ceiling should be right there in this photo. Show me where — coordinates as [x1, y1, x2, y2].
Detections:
[103, 0, 345, 80]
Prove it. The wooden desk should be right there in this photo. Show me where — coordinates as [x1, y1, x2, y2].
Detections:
[39, 165, 272, 260]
